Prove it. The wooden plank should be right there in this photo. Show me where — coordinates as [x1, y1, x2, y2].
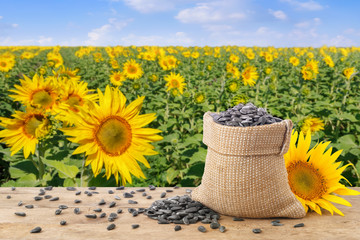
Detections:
[0, 187, 359, 240]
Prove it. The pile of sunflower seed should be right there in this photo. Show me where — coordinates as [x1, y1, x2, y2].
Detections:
[210, 102, 283, 127]
[144, 195, 220, 226]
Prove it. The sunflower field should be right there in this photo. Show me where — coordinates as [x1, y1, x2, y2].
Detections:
[0, 45, 359, 188]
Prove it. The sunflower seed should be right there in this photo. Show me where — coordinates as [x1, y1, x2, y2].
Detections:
[182, 217, 190, 225]
[185, 189, 192, 193]
[174, 225, 182, 231]
[74, 199, 81, 204]
[98, 199, 106, 205]
[34, 196, 43, 201]
[158, 218, 170, 224]
[142, 192, 147, 196]
[59, 205, 68, 209]
[160, 192, 166, 198]
[116, 186, 125, 190]
[166, 189, 173, 193]
[85, 214, 97, 219]
[114, 195, 121, 200]
[18, 201, 23, 206]
[75, 191, 81, 195]
[198, 226, 207, 233]
[233, 217, 244, 221]
[49, 197, 59, 201]
[136, 188, 146, 192]
[128, 208, 136, 213]
[271, 222, 284, 226]
[25, 205, 34, 209]
[132, 224, 140, 229]
[99, 213, 106, 218]
[294, 223, 305, 228]
[88, 186, 96, 190]
[107, 223, 116, 231]
[201, 218, 212, 224]
[130, 191, 135, 194]
[66, 187, 76, 191]
[128, 200, 138, 204]
[109, 213, 118, 219]
[55, 209, 62, 215]
[219, 226, 226, 233]
[109, 201, 116, 208]
[15, 212, 26, 217]
[132, 211, 139, 217]
[108, 190, 114, 194]
[123, 192, 133, 198]
[146, 195, 152, 199]
[11, 187, 16, 191]
[74, 208, 80, 214]
[44, 186, 53, 191]
[252, 228, 262, 234]
[44, 195, 52, 199]
[174, 186, 180, 189]
[149, 185, 156, 190]
[60, 220, 66, 226]
[38, 191, 45, 196]
[93, 208, 102, 212]
[210, 222, 220, 229]
[30, 227, 42, 233]
[117, 209, 123, 214]
[87, 192, 92, 196]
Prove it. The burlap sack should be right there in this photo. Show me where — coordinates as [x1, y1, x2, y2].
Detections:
[191, 112, 306, 218]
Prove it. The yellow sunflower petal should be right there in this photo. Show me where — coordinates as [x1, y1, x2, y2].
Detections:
[322, 194, 352, 207]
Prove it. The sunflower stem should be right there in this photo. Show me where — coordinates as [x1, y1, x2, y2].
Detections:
[80, 154, 86, 187]
[37, 143, 45, 181]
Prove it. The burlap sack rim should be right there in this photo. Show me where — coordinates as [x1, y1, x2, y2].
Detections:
[203, 111, 292, 156]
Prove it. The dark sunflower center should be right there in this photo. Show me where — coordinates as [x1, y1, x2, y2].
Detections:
[23, 114, 46, 137]
[128, 66, 137, 74]
[287, 160, 327, 200]
[171, 79, 179, 88]
[0, 62, 7, 67]
[95, 117, 132, 156]
[32, 90, 54, 108]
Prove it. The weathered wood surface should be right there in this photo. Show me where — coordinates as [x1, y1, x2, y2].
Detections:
[0, 187, 359, 240]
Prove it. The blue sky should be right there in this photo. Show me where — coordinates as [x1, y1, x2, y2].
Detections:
[0, 0, 359, 47]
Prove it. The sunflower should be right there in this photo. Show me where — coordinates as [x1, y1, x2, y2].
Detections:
[0, 57, 15, 72]
[343, 67, 356, 80]
[226, 79, 240, 93]
[164, 72, 186, 95]
[123, 59, 143, 80]
[230, 94, 248, 106]
[53, 66, 81, 82]
[9, 74, 59, 111]
[61, 86, 162, 184]
[285, 130, 360, 216]
[0, 108, 51, 158]
[194, 92, 205, 104]
[148, 74, 158, 83]
[159, 56, 178, 71]
[110, 71, 126, 86]
[56, 80, 98, 115]
[241, 65, 259, 86]
[47, 51, 63, 68]
[226, 63, 240, 79]
[301, 117, 325, 134]
[323, 55, 334, 68]
[289, 56, 300, 66]
[229, 54, 239, 63]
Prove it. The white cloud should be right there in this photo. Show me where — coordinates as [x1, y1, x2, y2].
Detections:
[327, 35, 355, 47]
[295, 18, 321, 28]
[11, 23, 18, 28]
[85, 18, 131, 45]
[175, 1, 246, 24]
[203, 24, 233, 32]
[268, 9, 287, 20]
[282, 0, 324, 11]
[123, 0, 174, 13]
[0, 16, 3, 20]
[0, 36, 53, 46]
[120, 32, 193, 46]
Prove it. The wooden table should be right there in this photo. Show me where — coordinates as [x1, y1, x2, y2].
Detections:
[0, 187, 359, 240]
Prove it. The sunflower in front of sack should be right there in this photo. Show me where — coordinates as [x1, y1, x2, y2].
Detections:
[61, 86, 163, 184]
[284, 130, 359, 216]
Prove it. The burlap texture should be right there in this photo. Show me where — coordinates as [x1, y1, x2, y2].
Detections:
[191, 112, 306, 218]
